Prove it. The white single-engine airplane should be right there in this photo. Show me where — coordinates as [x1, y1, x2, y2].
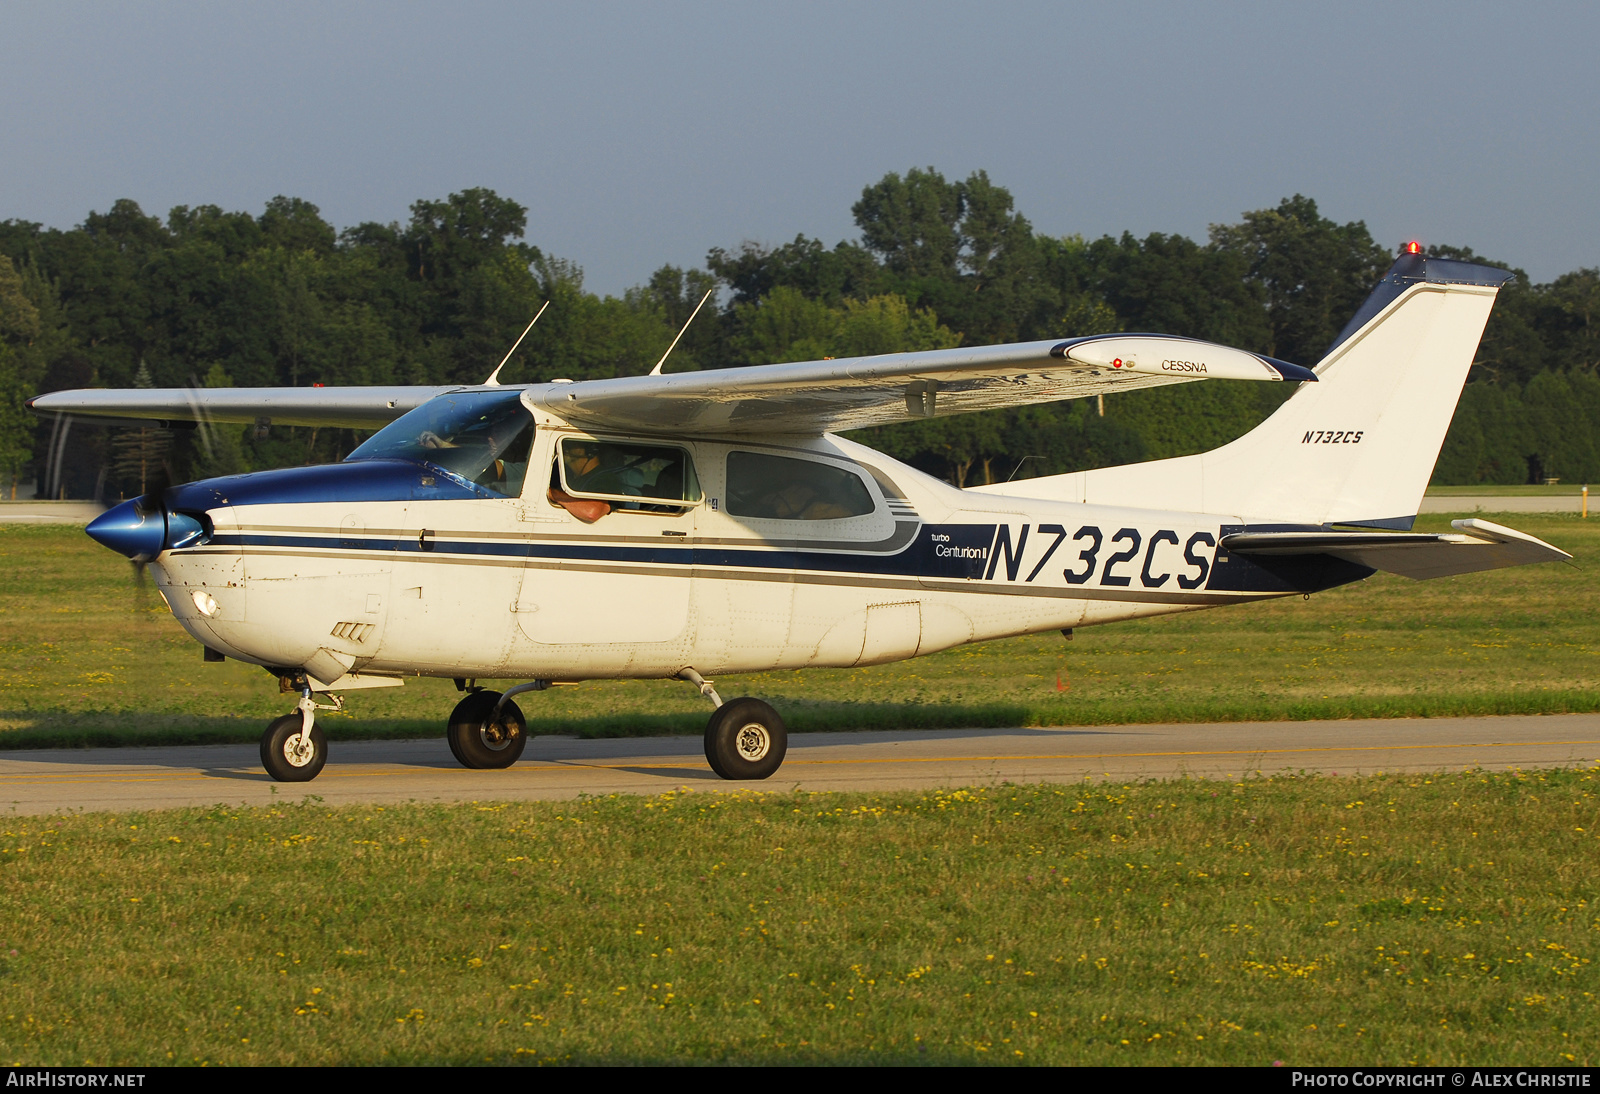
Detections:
[29, 249, 1569, 783]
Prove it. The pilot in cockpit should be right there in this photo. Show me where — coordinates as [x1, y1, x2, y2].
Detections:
[548, 441, 692, 523]
[417, 412, 530, 496]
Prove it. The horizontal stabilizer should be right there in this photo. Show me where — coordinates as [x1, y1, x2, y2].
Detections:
[1223, 519, 1570, 581]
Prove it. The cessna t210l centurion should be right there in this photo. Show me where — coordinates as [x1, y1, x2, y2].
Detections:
[30, 249, 1570, 783]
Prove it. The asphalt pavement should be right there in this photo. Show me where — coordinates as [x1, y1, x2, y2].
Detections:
[2, 713, 1596, 815]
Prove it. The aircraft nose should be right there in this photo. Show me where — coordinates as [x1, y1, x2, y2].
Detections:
[86, 497, 167, 561]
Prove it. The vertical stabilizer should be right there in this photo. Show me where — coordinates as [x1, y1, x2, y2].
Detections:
[975, 253, 1513, 528]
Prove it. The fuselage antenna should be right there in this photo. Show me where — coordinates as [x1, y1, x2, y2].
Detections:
[483, 300, 550, 385]
[649, 288, 715, 376]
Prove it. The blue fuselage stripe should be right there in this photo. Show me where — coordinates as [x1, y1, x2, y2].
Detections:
[213, 533, 916, 575]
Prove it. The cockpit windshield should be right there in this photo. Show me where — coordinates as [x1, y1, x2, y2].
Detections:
[347, 390, 534, 497]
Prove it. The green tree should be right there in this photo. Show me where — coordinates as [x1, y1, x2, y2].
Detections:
[852, 167, 1043, 345]
[729, 288, 959, 365]
[109, 361, 171, 497]
[400, 189, 547, 384]
[706, 236, 880, 309]
[632, 264, 722, 373]
[1086, 231, 1268, 351]
[518, 256, 679, 383]
[1541, 268, 1600, 374]
[0, 253, 42, 496]
[191, 364, 249, 479]
[1208, 194, 1390, 365]
[259, 195, 337, 255]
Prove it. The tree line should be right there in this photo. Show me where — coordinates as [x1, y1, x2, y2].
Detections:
[1, 170, 1596, 500]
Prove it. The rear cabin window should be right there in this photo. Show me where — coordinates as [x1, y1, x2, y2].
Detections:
[725, 451, 876, 521]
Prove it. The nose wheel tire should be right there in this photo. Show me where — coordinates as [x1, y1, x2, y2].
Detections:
[260, 714, 328, 782]
[448, 690, 528, 769]
[705, 698, 787, 780]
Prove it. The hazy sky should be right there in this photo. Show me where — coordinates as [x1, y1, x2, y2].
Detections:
[3, 1, 1596, 295]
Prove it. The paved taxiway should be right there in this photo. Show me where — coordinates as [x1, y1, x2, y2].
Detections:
[2, 713, 1596, 815]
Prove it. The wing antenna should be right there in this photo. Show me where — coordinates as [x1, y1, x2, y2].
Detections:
[649, 288, 714, 376]
[483, 300, 550, 385]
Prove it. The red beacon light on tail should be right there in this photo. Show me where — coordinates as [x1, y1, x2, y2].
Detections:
[1404, 241, 1423, 255]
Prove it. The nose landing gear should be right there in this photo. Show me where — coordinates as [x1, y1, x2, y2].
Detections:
[260, 687, 339, 782]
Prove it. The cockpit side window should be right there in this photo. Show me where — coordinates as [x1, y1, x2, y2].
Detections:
[725, 450, 877, 520]
[347, 390, 535, 497]
[548, 437, 700, 521]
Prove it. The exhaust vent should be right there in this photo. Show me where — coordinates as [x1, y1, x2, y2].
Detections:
[330, 621, 375, 644]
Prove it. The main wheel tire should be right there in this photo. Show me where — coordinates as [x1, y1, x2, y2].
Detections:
[445, 701, 468, 766]
[704, 698, 787, 780]
[260, 713, 328, 782]
[448, 690, 528, 769]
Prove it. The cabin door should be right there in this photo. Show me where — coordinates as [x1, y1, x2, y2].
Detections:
[514, 434, 696, 646]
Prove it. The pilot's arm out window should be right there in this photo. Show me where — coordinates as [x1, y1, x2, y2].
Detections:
[724, 451, 877, 520]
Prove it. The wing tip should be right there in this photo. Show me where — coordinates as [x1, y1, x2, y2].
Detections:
[1260, 356, 1318, 383]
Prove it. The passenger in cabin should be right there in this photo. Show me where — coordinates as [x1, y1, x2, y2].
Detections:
[725, 451, 875, 521]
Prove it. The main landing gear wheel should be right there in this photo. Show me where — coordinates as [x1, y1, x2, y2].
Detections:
[448, 690, 528, 769]
[704, 698, 787, 781]
[260, 713, 328, 782]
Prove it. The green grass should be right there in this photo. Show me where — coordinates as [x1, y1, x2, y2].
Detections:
[1, 514, 1595, 749]
[1, 771, 1595, 1065]
[1425, 485, 1588, 497]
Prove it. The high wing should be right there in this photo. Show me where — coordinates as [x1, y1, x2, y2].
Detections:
[1223, 519, 1571, 580]
[533, 334, 1312, 435]
[25, 385, 457, 430]
[27, 333, 1313, 437]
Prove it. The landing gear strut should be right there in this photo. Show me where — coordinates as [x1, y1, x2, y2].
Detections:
[260, 686, 337, 782]
[679, 669, 787, 781]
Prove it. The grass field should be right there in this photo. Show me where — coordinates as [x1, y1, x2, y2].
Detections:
[3, 519, 1596, 1067]
[1424, 485, 1588, 497]
[0, 514, 1595, 750]
[1, 770, 1595, 1065]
